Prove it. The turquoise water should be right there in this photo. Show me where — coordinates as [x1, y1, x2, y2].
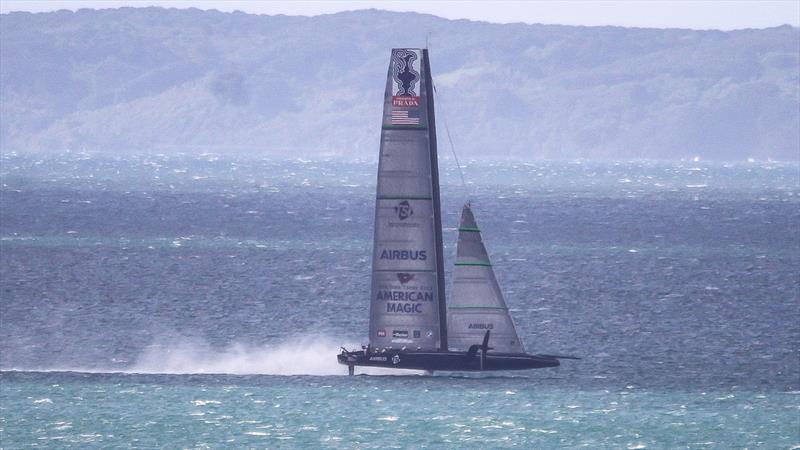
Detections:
[1, 154, 798, 447]
[2, 372, 798, 448]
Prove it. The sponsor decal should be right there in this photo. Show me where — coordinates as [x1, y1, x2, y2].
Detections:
[392, 96, 419, 108]
[376, 272, 433, 315]
[387, 302, 423, 314]
[377, 329, 386, 337]
[390, 49, 421, 125]
[392, 49, 420, 97]
[369, 356, 388, 362]
[394, 200, 414, 220]
[392, 330, 408, 338]
[397, 273, 415, 284]
[413, 330, 421, 338]
[375, 272, 435, 317]
[468, 323, 494, 330]
[392, 354, 401, 365]
[380, 249, 426, 261]
[377, 290, 434, 302]
[387, 200, 419, 228]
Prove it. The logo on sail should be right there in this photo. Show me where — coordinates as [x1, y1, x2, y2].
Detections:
[397, 273, 415, 284]
[386, 200, 420, 229]
[394, 200, 413, 220]
[377, 290, 433, 302]
[391, 49, 419, 97]
[390, 49, 421, 125]
[387, 302, 423, 313]
[379, 249, 427, 261]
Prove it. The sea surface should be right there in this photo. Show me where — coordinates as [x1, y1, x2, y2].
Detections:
[1, 153, 798, 448]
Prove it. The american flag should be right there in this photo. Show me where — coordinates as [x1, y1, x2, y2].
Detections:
[391, 110, 420, 125]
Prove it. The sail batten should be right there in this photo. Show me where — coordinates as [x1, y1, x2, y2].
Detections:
[447, 204, 526, 353]
[369, 48, 446, 351]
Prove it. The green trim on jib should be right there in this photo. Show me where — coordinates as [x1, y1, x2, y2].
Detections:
[454, 261, 492, 267]
[458, 227, 480, 232]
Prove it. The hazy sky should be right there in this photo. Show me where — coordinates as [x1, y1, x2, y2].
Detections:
[1, 0, 798, 30]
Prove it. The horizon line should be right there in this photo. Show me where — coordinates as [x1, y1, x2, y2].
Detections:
[1, 2, 798, 32]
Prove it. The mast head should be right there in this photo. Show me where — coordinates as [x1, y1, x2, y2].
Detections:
[459, 202, 478, 229]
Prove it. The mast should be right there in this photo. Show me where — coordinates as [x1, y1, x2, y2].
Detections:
[422, 49, 448, 351]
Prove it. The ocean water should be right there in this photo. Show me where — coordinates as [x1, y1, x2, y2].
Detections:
[1, 153, 798, 448]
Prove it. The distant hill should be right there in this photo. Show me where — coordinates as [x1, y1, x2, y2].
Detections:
[1, 8, 798, 160]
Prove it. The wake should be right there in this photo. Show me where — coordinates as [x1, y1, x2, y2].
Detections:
[1, 335, 419, 376]
[131, 336, 423, 376]
[132, 335, 355, 375]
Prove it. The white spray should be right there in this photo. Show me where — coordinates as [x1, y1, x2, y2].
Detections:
[131, 335, 420, 376]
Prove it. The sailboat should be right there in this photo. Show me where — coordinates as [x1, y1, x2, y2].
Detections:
[337, 48, 575, 374]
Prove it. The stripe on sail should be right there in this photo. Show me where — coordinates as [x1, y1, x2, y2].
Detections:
[391, 110, 420, 125]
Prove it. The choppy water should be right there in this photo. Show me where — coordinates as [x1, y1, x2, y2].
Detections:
[1, 153, 798, 448]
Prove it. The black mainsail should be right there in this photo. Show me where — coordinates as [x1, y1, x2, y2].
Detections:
[369, 48, 447, 351]
[337, 49, 574, 374]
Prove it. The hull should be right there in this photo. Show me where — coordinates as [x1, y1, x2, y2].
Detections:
[337, 349, 559, 372]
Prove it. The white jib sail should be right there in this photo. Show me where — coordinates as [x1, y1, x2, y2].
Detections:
[447, 204, 525, 353]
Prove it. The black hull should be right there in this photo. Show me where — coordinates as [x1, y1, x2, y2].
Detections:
[337, 349, 559, 373]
